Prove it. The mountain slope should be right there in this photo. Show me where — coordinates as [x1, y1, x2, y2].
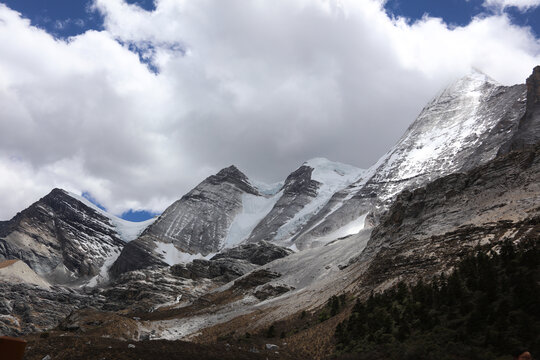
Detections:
[142, 140, 540, 354]
[0, 189, 152, 284]
[356, 142, 540, 293]
[109, 166, 264, 277]
[110, 159, 363, 275]
[246, 158, 363, 248]
[292, 70, 527, 246]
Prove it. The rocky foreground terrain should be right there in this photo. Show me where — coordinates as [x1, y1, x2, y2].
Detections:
[0, 66, 538, 359]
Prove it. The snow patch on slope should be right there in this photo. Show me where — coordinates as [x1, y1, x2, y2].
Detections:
[373, 71, 498, 200]
[222, 191, 283, 248]
[249, 179, 283, 196]
[314, 213, 367, 245]
[305, 157, 363, 185]
[86, 247, 121, 287]
[154, 242, 214, 266]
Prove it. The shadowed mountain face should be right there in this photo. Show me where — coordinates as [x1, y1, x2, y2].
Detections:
[0, 189, 126, 283]
[355, 142, 540, 293]
[501, 65, 540, 154]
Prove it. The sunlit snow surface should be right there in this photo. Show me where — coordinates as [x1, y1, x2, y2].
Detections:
[155, 242, 215, 265]
[370, 71, 500, 200]
[313, 213, 367, 245]
[222, 191, 283, 248]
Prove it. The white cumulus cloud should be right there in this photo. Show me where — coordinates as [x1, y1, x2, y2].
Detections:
[0, 0, 539, 220]
[483, 0, 540, 11]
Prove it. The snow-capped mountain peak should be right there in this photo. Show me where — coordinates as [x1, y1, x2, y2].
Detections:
[291, 69, 527, 246]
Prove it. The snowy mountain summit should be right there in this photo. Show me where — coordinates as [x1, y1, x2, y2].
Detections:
[290, 70, 527, 245]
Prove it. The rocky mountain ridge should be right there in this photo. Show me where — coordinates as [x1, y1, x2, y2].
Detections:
[0, 189, 134, 284]
[110, 158, 364, 276]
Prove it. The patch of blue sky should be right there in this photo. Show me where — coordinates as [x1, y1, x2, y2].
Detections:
[125, 0, 156, 12]
[504, 6, 540, 36]
[82, 191, 107, 211]
[123, 40, 185, 74]
[384, 0, 540, 36]
[82, 191, 158, 221]
[1, 0, 155, 38]
[120, 209, 159, 222]
[2, 0, 104, 38]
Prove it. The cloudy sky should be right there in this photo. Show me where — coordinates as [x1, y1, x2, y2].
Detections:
[0, 0, 539, 221]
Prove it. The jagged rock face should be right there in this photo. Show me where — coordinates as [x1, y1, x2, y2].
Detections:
[244, 159, 363, 249]
[501, 66, 540, 153]
[170, 241, 292, 282]
[112, 158, 363, 275]
[232, 269, 282, 290]
[108, 236, 167, 278]
[99, 267, 216, 313]
[171, 258, 258, 282]
[246, 166, 319, 243]
[211, 241, 293, 265]
[293, 71, 528, 245]
[355, 144, 540, 292]
[0, 189, 125, 282]
[138, 166, 258, 255]
[0, 282, 101, 336]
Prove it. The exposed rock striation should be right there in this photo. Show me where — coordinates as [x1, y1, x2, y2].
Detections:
[0, 189, 126, 283]
[170, 241, 292, 282]
[355, 143, 540, 292]
[110, 166, 262, 276]
[210, 241, 293, 265]
[0, 282, 101, 336]
[108, 236, 167, 278]
[171, 258, 258, 282]
[140, 165, 259, 255]
[245, 166, 320, 243]
[501, 66, 540, 153]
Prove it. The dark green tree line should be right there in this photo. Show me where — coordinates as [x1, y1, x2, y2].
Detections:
[335, 239, 540, 360]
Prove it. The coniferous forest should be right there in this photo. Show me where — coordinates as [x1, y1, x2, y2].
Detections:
[335, 239, 540, 360]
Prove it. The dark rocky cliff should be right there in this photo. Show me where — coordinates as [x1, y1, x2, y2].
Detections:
[501, 66, 540, 153]
[355, 143, 540, 292]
